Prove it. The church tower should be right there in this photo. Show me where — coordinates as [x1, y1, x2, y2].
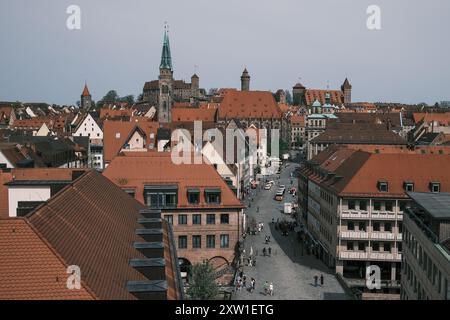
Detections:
[341, 78, 352, 104]
[158, 27, 173, 123]
[241, 68, 250, 91]
[81, 83, 92, 110]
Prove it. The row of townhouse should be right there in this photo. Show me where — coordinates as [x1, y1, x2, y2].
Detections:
[297, 145, 450, 298]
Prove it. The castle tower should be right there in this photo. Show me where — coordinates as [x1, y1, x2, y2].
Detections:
[81, 83, 92, 110]
[241, 68, 250, 91]
[341, 78, 352, 104]
[191, 73, 199, 90]
[158, 27, 173, 123]
[292, 83, 306, 106]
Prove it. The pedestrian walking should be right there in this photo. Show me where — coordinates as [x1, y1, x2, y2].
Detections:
[272, 218, 275, 224]
[251, 278, 256, 293]
[320, 274, 324, 286]
[262, 247, 266, 256]
[265, 236, 269, 244]
[263, 281, 269, 295]
[314, 275, 318, 287]
[261, 222, 264, 230]
[268, 247, 272, 256]
[269, 283, 274, 296]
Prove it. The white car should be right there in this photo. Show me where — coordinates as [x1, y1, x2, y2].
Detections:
[264, 183, 272, 190]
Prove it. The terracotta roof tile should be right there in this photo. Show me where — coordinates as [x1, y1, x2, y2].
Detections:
[413, 112, 450, 126]
[218, 91, 282, 119]
[0, 218, 95, 300]
[172, 108, 217, 122]
[26, 171, 154, 300]
[305, 89, 343, 106]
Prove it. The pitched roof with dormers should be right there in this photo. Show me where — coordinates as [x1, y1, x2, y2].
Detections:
[218, 90, 282, 120]
[302, 146, 450, 198]
[103, 152, 244, 209]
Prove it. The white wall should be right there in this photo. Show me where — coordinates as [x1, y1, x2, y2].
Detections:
[74, 114, 103, 139]
[0, 151, 14, 168]
[8, 186, 51, 217]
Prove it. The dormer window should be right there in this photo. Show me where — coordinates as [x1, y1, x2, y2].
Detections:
[378, 181, 388, 192]
[205, 188, 221, 204]
[430, 182, 440, 193]
[404, 182, 414, 192]
[187, 188, 200, 204]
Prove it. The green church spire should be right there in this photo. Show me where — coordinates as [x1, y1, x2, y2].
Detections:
[160, 26, 173, 71]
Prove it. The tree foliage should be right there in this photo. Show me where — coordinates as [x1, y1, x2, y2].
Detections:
[186, 261, 219, 300]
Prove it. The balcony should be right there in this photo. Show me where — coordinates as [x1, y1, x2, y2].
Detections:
[340, 231, 402, 241]
[371, 211, 398, 220]
[341, 211, 370, 219]
[340, 231, 369, 240]
[339, 251, 402, 262]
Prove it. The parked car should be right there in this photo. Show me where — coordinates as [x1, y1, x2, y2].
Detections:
[264, 183, 272, 190]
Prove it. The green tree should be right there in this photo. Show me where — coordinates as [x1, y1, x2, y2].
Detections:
[102, 90, 119, 104]
[186, 261, 219, 300]
[120, 95, 135, 106]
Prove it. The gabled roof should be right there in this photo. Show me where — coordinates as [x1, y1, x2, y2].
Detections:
[0, 218, 95, 300]
[103, 120, 160, 163]
[218, 90, 282, 119]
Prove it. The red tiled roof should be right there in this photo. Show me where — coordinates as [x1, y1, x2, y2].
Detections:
[0, 218, 95, 300]
[103, 120, 160, 163]
[413, 112, 450, 126]
[291, 115, 305, 126]
[26, 171, 162, 300]
[306, 147, 450, 198]
[99, 108, 133, 120]
[172, 108, 217, 122]
[305, 89, 343, 106]
[218, 91, 282, 119]
[341, 153, 450, 197]
[103, 152, 243, 209]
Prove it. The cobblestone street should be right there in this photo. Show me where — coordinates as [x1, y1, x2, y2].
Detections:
[233, 162, 348, 300]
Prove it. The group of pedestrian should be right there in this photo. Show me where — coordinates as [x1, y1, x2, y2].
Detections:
[235, 274, 257, 293]
[262, 247, 272, 256]
[246, 256, 256, 267]
[313, 274, 324, 287]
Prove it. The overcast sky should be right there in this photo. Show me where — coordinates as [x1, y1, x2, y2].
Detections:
[0, 0, 449, 105]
